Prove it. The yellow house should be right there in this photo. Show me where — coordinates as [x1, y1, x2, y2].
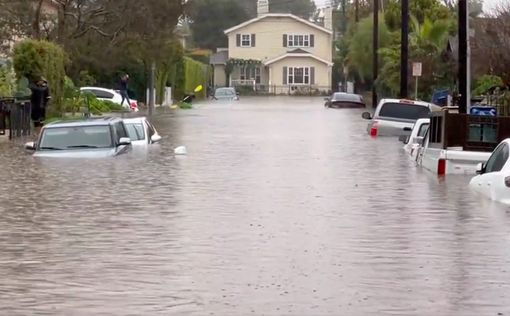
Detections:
[217, 6, 333, 94]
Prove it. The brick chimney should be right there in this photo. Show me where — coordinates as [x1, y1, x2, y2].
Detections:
[257, 0, 269, 17]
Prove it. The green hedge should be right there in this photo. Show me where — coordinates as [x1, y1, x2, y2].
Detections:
[12, 39, 67, 114]
[169, 56, 208, 101]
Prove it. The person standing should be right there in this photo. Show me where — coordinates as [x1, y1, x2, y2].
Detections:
[29, 76, 50, 137]
[119, 74, 131, 108]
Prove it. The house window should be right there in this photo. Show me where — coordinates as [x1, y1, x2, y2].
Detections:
[241, 34, 251, 47]
[288, 34, 310, 47]
[288, 67, 310, 85]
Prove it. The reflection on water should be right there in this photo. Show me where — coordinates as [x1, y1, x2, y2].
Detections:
[1, 96, 510, 315]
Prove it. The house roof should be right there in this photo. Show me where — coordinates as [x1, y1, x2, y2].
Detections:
[210, 50, 228, 65]
[224, 14, 333, 35]
[264, 50, 333, 66]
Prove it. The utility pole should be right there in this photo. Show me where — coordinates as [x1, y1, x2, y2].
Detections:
[400, 0, 409, 98]
[458, 0, 468, 114]
[149, 62, 155, 117]
[372, 0, 379, 108]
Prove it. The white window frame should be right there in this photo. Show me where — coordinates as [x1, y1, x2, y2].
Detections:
[241, 34, 251, 47]
[288, 67, 310, 85]
[287, 34, 310, 48]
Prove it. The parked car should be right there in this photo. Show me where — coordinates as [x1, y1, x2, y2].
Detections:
[361, 99, 441, 137]
[469, 139, 510, 204]
[80, 87, 139, 111]
[324, 92, 365, 108]
[399, 118, 429, 158]
[213, 87, 239, 101]
[123, 117, 162, 146]
[25, 117, 132, 158]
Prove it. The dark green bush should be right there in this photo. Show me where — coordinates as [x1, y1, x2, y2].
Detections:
[12, 39, 67, 114]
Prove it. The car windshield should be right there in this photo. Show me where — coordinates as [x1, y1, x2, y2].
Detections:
[39, 125, 113, 150]
[215, 88, 236, 97]
[378, 103, 431, 120]
[125, 123, 145, 141]
[332, 93, 361, 103]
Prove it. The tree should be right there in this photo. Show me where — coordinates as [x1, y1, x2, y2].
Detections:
[345, 14, 392, 82]
[188, 0, 249, 50]
[378, 17, 452, 97]
[384, 0, 450, 31]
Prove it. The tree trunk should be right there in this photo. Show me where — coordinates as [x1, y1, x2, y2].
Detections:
[32, 0, 44, 39]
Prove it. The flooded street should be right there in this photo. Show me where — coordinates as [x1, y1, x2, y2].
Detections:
[2, 96, 510, 315]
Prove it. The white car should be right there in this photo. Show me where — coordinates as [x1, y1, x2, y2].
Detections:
[361, 99, 441, 137]
[80, 87, 139, 111]
[399, 118, 429, 158]
[123, 117, 161, 146]
[469, 139, 510, 204]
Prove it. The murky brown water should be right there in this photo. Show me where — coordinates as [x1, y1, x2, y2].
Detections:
[1, 96, 510, 315]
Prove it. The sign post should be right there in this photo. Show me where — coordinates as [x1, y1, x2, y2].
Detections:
[412, 62, 422, 100]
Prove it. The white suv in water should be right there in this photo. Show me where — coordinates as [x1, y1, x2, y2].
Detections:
[361, 99, 441, 137]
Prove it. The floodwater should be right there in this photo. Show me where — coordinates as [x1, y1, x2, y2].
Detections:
[1, 96, 510, 315]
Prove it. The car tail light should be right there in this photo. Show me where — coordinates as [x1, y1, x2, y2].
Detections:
[438, 158, 446, 175]
[370, 121, 379, 137]
[505, 177, 510, 187]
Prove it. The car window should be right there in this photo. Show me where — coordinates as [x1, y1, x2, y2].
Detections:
[215, 88, 235, 97]
[39, 126, 113, 149]
[485, 143, 509, 173]
[114, 122, 128, 141]
[87, 89, 114, 99]
[378, 103, 430, 120]
[417, 123, 429, 137]
[125, 123, 145, 141]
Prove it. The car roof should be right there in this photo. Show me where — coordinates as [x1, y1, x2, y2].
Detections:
[45, 117, 122, 128]
[332, 92, 363, 102]
[123, 117, 147, 124]
[80, 87, 116, 93]
[380, 98, 439, 109]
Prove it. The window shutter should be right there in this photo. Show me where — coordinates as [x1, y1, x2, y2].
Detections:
[251, 34, 256, 47]
[283, 34, 287, 47]
[310, 34, 315, 47]
[310, 67, 315, 85]
[283, 67, 288, 85]
[236, 34, 241, 47]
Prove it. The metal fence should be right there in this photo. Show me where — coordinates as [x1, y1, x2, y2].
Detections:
[0, 97, 32, 139]
[226, 84, 332, 96]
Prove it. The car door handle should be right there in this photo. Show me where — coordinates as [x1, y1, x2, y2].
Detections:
[487, 182, 492, 186]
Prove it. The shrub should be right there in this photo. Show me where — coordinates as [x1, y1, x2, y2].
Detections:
[12, 39, 67, 114]
[473, 75, 504, 96]
[0, 61, 15, 97]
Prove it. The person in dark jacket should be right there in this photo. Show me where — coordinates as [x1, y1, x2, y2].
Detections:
[29, 76, 50, 136]
[119, 74, 130, 108]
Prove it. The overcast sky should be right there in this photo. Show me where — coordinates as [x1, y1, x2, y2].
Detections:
[313, 0, 505, 12]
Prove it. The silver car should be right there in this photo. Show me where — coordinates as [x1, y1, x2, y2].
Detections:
[25, 117, 132, 158]
[361, 98, 442, 137]
[213, 87, 239, 101]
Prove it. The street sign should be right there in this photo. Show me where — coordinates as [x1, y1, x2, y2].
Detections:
[412, 62, 422, 77]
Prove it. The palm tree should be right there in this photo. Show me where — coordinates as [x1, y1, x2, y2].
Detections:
[409, 16, 450, 51]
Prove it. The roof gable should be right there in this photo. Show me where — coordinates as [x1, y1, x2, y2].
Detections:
[224, 14, 332, 35]
[264, 51, 333, 66]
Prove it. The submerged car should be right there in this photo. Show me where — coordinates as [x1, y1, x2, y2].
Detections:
[324, 92, 365, 108]
[25, 117, 132, 158]
[123, 117, 162, 146]
[80, 87, 139, 111]
[469, 139, 510, 204]
[362, 98, 441, 137]
[213, 87, 239, 101]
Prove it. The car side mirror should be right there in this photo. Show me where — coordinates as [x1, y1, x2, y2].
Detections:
[118, 137, 131, 146]
[151, 134, 162, 143]
[361, 112, 372, 120]
[403, 127, 412, 131]
[25, 141, 36, 150]
[398, 135, 408, 143]
[476, 162, 485, 175]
